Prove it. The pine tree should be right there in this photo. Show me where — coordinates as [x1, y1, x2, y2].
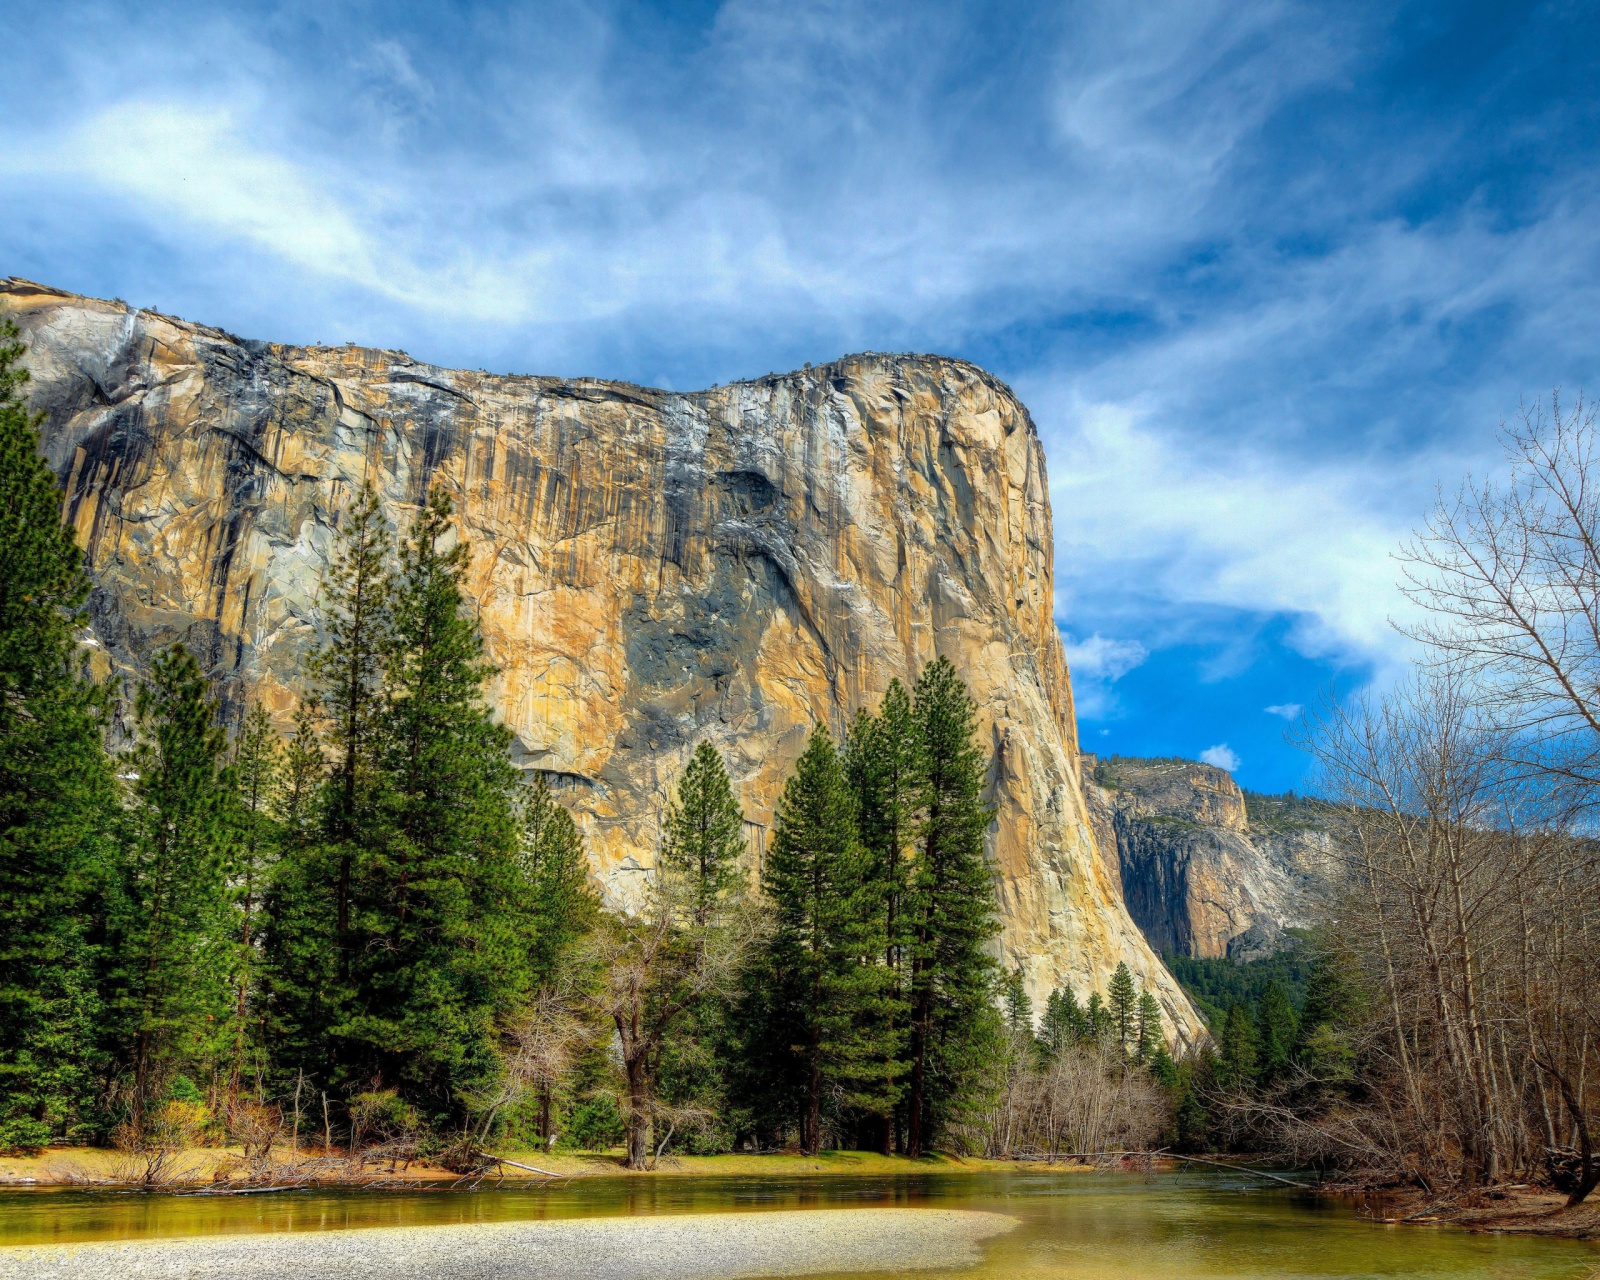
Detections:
[0, 319, 115, 1149]
[519, 772, 598, 988]
[111, 646, 235, 1127]
[1255, 980, 1297, 1081]
[341, 488, 525, 1118]
[904, 657, 1000, 1157]
[1135, 990, 1163, 1063]
[1108, 962, 1138, 1056]
[226, 705, 281, 1088]
[1219, 1003, 1259, 1089]
[1040, 987, 1073, 1055]
[762, 726, 886, 1154]
[1004, 969, 1032, 1035]
[1086, 991, 1114, 1044]
[841, 680, 918, 1152]
[307, 482, 391, 953]
[660, 741, 746, 927]
[262, 483, 389, 1100]
[277, 700, 325, 846]
[502, 772, 598, 1148]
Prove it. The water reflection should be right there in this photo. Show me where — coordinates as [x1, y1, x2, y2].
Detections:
[0, 1170, 1594, 1279]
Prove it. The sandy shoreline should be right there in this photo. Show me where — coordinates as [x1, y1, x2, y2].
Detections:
[0, 1206, 1018, 1280]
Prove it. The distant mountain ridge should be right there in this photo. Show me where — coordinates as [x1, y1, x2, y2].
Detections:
[1083, 754, 1338, 961]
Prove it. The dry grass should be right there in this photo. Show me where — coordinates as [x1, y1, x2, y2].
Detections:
[0, 1146, 1028, 1188]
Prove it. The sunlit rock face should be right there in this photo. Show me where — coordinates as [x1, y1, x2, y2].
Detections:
[3, 278, 1204, 1043]
[1084, 756, 1336, 962]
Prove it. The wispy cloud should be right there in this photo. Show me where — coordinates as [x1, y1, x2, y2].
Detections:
[1264, 703, 1302, 721]
[1200, 744, 1242, 771]
[1061, 632, 1149, 718]
[2, 0, 1597, 782]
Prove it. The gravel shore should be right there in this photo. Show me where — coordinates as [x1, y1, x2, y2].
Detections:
[0, 1206, 1018, 1280]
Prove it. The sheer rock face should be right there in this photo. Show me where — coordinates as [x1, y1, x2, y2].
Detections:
[3, 279, 1203, 1042]
[1084, 756, 1336, 961]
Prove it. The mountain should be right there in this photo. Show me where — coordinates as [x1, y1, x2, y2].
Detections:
[1083, 755, 1337, 961]
[2, 278, 1204, 1043]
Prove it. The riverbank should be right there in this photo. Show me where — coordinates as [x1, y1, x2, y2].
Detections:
[1359, 1185, 1600, 1241]
[0, 1146, 1043, 1189]
[0, 1206, 1020, 1280]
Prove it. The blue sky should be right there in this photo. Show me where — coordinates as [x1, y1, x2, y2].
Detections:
[5, 1, 1600, 793]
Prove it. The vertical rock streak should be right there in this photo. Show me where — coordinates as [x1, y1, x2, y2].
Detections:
[4, 278, 1201, 1042]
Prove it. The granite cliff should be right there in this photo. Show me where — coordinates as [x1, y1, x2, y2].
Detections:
[2, 278, 1203, 1043]
[1084, 755, 1336, 961]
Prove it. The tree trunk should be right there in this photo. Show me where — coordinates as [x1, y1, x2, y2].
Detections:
[907, 978, 928, 1159]
[625, 1052, 650, 1170]
[803, 1025, 822, 1156]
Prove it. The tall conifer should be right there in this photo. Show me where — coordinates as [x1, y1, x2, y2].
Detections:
[904, 657, 1000, 1157]
[0, 319, 113, 1148]
[111, 646, 234, 1125]
[842, 682, 917, 1150]
[1135, 990, 1163, 1063]
[661, 742, 746, 927]
[1108, 961, 1138, 1055]
[307, 482, 391, 952]
[226, 705, 280, 1087]
[763, 726, 887, 1154]
[341, 489, 524, 1118]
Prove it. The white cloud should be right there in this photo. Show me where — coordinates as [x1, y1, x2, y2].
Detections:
[1061, 633, 1149, 682]
[2, 0, 1598, 712]
[1200, 744, 1241, 771]
[1264, 703, 1303, 720]
[1060, 632, 1148, 719]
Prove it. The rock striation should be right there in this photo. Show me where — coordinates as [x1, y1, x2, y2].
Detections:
[2, 279, 1202, 1042]
[1084, 756, 1336, 961]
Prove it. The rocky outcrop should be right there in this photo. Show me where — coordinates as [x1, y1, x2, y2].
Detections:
[2, 279, 1204, 1043]
[1084, 756, 1336, 961]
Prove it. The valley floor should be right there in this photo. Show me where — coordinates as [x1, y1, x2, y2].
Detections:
[0, 1146, 1033, 1188]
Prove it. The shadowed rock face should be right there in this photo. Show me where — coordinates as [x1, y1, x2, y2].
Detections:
[2, 278, 1202, 1042]
[1084, 756, 1336, 961]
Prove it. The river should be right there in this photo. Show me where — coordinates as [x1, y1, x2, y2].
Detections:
[1, 1170, 1595, 1278]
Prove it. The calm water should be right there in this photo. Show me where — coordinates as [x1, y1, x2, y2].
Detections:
[0, 1170, 1595, 1279]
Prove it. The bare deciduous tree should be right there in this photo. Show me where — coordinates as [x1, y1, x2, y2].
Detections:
[586, 870, 763, 1169]
[1290, 671, 1600, 1202]
[1399, 393, 1600, 790]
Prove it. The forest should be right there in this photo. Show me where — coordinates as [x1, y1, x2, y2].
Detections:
[0, 322, 1177, 1169]
[5, 308, 1598, 1211]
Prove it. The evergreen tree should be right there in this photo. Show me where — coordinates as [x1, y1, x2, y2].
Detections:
[1218, 1003, 1259, 1088]
[1003, 969, 1033, 1036]
[660, 741, 746, 927]
[307, 481, 391, 953]
[1148, 1042, 1179, 1089]
[762, 726, 886, 1153]
[1292, 941, 1363, 1085]
[262, 485, 390, 1101]
[904, 658, 1000, 1157]
[277, 700, 324, 846]
[340, 489, 525, 1119]
[226, 705, 280, 1088]
[1108, 962, 1138, 1055]
[1135, 990, 1163, 1063]
[841, 680, 918, 1151]
[1040, 986, 1080, 1055]
[519, 772, 598, 988]
[1255, 980, 1297, 1080]
[0, 319, 114, 1149]
[110, 646, 234, 1127]
[1086, 991, 1115, 1044]
[654, 740, 748, 1152]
